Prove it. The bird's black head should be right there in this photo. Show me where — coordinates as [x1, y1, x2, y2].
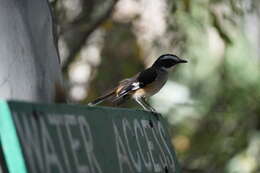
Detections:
[152, 54, 187, 69]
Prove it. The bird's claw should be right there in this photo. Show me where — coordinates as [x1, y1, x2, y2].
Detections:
[148, 111, 161, 128]
[151, 111, 161, 120]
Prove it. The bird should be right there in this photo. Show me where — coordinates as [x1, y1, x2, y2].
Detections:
[88, 54, 187, 115]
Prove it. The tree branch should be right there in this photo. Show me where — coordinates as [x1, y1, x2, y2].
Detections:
[61, 0, 119, 74]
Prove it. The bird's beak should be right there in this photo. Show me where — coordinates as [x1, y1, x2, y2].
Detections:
[179, 58, 188, 63]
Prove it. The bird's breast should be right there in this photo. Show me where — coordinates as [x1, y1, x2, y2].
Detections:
[133, 71, 168, 98]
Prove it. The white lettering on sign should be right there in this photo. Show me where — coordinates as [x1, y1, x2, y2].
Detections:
[141, 120, 162, 172]
[55, 119, 72, 172]
[41, 117, 65, 173]
[158, 122, 175, 170]
[78, 116, 103, 173]
[122, 119, 142, 172]
[134, 119, 152, 171]
[114, 120, 135, 173]
[13, 112, 44, 172]
[65, 115, 89, 173]
[113, 118, 176, 173]
[151, 121, 167, 168]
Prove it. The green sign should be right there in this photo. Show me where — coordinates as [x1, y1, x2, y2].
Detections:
[0, 101, 180, 173]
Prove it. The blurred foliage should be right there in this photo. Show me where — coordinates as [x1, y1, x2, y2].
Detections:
[51, 0, 260, 172]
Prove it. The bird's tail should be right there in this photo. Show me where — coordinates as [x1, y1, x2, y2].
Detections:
[88, 90, 116, 106]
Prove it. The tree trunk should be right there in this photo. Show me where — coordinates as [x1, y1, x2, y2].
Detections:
[0, 0, 62, 102]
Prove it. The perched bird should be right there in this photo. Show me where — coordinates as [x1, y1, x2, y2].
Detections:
[88, 54, 187, 114]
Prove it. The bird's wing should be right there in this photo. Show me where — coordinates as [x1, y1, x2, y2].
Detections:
[116, 67, 158, 98]
[116, 77, 138, 97]
[89, 77, 138, 105]
[88, 89, 116, 106]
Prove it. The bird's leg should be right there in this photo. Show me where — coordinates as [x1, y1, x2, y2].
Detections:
[140, 97, 161, 120]
[135, 97, 154, 127]
[140, 97, 157, 112]
[135, 97, 150, 111]
[135, 97, 161, 120]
